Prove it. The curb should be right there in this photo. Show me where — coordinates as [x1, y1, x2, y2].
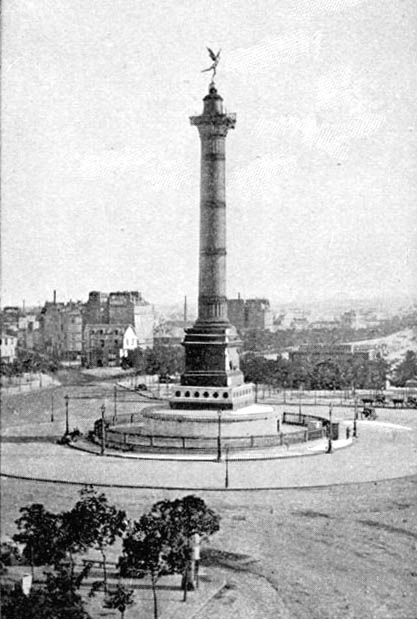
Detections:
[2, 471, 416, 492]
[67, 436, 353, 462]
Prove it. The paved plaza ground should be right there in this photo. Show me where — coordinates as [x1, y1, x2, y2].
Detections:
[1, 383, 417, 618]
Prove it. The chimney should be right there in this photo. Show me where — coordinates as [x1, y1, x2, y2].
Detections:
[184, 295, 188, 327]
[53, 290, 57, 305]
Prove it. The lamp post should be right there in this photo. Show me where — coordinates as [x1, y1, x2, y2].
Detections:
[64, 395, 69, 435]
[326, 402, 333, 454]
[192, 533, 200, 589]
[100, 403, 106, 456]
[353, 397, 358, 438]
[113, 385, 117, 423]
[225, 447, 230, 488]
[217, 410, 222, 462]
[50, 392, 54, 423]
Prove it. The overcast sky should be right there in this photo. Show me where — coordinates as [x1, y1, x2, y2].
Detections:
[2, 0, 417, 308]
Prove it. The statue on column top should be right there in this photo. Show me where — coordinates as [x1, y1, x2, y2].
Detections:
[201, 47, 221, 83]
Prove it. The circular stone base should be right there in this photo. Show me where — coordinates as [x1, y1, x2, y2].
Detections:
[103, 404, 283, 453]
[139, 404, 279, 438]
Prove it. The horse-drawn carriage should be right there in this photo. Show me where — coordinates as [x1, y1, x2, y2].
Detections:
[361, 394, 385, 407]
[361, 406, 377, 420]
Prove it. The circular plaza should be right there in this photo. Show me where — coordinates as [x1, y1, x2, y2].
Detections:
[1, 398, 416, 490]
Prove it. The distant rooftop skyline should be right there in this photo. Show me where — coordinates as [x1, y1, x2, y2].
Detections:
[2, 0, 416, 308]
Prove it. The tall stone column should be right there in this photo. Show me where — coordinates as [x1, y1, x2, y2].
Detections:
[191, 85, 235, 325]
[174, 83, 250, 404]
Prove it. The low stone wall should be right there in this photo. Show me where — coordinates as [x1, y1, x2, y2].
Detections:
[92, 419, 326, 454]
[1, 373, 60, 394]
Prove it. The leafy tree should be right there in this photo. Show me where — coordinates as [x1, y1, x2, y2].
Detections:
[103, 584, 134, 619]
[124, 348, 146, 372]
[119, 495, 220, 618]
[310, 360, 341, 390]
[152, 495, 220, 599]
[13, 504, 67, 568]
[286, 358, 312, 389]
[65, 486, 127, 593]
[152, 495, 220, 541]
[392, 350, 417, 386]
[119, 513, 171, 619]
[144, 345, 185, 376]
[0, 564, 92, 619]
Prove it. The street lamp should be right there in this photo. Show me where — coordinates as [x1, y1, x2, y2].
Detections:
[64, 395, 69, 435]
[353, 397, 358, 438]
[225, 447, 230, 488]
[217, 410, 222, 462]
[326, 402, 333, 454]
[100, 403, 106, 456]
[113, 385, 117, 423]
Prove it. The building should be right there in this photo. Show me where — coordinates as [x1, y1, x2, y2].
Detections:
[121, 325, 139, 359]
[289, 343, 372, 364]
[310, 320, 340, 330]
[39, 300, 66, 357]
[275, 308, 310, 331]
[0, 333, 18, 363]
[133, 302, 155, 348]
[17, 313, 40, 350]
[227, 296, 246, 330]
[227, 296, 273, 331]
[84, 291, 109, 325]
[340, 310, 357, 329]
[38, 293, 83, 360]
[1, 307, 21, 334]
[153, 320, 192, 346]
[245, 298, 273, 330]
[85, 290, 155, 350]
[83, 323, 137, 367]
[62, 305, 83, 361]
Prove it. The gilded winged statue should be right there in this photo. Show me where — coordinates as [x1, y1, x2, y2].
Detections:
[201, 47, 221, 81]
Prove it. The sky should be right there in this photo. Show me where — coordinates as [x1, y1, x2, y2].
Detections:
[2, 0, 417, 309]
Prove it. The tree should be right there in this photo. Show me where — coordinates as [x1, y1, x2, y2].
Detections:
[151, 495, 220, 599]
[119, 513, 171, 619]
[119, 495, 220, 618]
[64, 486, 127, 593]
[144, 345, 185, 376]
[392, 350, 417, 386]
[13, 504, 67, 568]
[0, 564, 92, 619]
[310, 360, 341, 390]
[103, 584, 134, 619]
